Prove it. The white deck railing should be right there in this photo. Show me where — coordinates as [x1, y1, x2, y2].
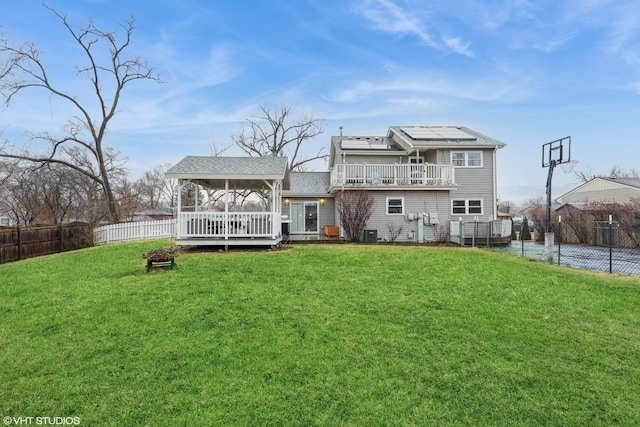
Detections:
[177, 212, 279, 239]
[330, 163, 455, 187]
[94, 219, 176, 245]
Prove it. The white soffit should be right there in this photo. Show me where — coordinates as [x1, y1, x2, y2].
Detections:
[401, 127, 476, 141]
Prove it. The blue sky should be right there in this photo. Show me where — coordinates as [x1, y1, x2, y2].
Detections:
[2, 0, 639, 205]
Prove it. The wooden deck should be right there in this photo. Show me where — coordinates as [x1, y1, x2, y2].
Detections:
[175, 236, 282, 247]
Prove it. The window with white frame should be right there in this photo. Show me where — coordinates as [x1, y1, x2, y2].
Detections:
[451, 151, 482, 167]
[386, 197, 404, 215]
[452, 199, 483, 215]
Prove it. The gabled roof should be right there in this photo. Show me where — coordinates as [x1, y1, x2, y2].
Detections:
[284, 172, 331, 196]
[556, 177, 640, 204]
[166, 156, 289, 189]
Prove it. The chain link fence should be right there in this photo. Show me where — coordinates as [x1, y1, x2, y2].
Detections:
[494, 219, 640, 276]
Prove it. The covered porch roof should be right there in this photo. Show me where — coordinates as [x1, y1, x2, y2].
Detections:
[165, 156, 290, 189]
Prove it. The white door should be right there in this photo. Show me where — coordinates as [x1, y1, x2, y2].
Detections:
[410, 157, 424, 183]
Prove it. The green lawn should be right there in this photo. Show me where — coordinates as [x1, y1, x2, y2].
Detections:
[1, 242, 639, 426]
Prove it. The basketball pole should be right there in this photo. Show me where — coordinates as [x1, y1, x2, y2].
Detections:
[544, 159, 557, 263]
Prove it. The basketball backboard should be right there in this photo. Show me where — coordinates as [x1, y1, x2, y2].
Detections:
[542, 136, 571, 168]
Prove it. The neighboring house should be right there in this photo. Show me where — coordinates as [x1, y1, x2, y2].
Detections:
[0, 215, 12, 227]
[556, 177, 640, 204]
[166, 125, 507, 247]
[132, 209, 174, 222]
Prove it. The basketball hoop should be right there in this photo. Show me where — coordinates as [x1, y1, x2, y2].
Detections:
[559, 160, 579, 174]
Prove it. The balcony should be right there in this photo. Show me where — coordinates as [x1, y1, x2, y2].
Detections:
[330, 163, 455, 188]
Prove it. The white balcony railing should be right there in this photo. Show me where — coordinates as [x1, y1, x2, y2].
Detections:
[330, 163, 455, 187]
[177, 212, 279, 239]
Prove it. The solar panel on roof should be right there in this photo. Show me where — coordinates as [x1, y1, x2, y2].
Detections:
[401, 127, 476, 141]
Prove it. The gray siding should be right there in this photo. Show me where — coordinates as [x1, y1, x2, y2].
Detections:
[282, 197, 336, 235]
[448, 148, 496, 220]
[361, 190, 452, 242]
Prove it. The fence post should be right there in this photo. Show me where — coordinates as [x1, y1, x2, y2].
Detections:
[609, 215, 613, 274]
[472, 217, 478, 247]
[59, 224, 64, 252]
[17, 226, 22, 261]
[557, 216, 561, 266]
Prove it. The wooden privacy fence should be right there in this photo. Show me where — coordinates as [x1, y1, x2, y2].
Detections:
[0, 223, 93, 264]
[94, 219, 175, 245]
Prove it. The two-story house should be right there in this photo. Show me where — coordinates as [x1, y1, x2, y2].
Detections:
[167, 125, 506, 247]
[283, 125, 506, 242]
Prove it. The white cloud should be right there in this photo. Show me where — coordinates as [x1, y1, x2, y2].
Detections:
[358, 0, 437, 48]
[356, 0, 474, 57]
[443, 36, 473, 57]
[326, 70, 534, 105]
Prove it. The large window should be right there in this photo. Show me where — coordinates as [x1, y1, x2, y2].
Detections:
[386, 197, 404, 215]
[451, 151, 482, 167]
[452, 199, 483, 215]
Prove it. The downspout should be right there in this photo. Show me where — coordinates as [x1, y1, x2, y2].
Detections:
[177, 179, 183, 238]
[493, 146, 498, 220]
[195, 182, 200, 212]
[224, 179, 229, 241]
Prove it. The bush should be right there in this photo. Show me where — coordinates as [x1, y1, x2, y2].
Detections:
[520, 216, 532, 240]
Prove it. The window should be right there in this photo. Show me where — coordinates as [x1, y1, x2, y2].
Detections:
[451, 199, 483, 215]
[387, 197, 404, 215]
[451, 152, 466, 167]
[451, 151, 483, 167]
[468, 152, 482, 167]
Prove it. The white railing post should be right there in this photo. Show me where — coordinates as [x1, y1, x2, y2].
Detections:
[334, 163, 455, 187]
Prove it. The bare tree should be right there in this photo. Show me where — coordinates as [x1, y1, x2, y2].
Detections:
[0, 5, 161, 223]
[0, 167, 46, 226]
[574, 165, 640, 183]
[497, 199, 517, 215]
[387, 221, 404, 242]
[232, 103, 327, 171]
[136, 164, 170, 211]
[335, 190, 375, 242]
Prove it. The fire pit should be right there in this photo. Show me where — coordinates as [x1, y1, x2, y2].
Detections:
[143, 247, 176, 272]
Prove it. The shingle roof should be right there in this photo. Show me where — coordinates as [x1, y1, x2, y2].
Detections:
[166, 156, 288, 178]
[602, 177, 640, 189]
[285, 172, 330, 195]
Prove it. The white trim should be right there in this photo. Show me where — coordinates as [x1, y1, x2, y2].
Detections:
[451, 198, 483, 215]
[451, 150, 483, 168]
[386, 197, 405, 215]
[290, 201, 320, 234]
